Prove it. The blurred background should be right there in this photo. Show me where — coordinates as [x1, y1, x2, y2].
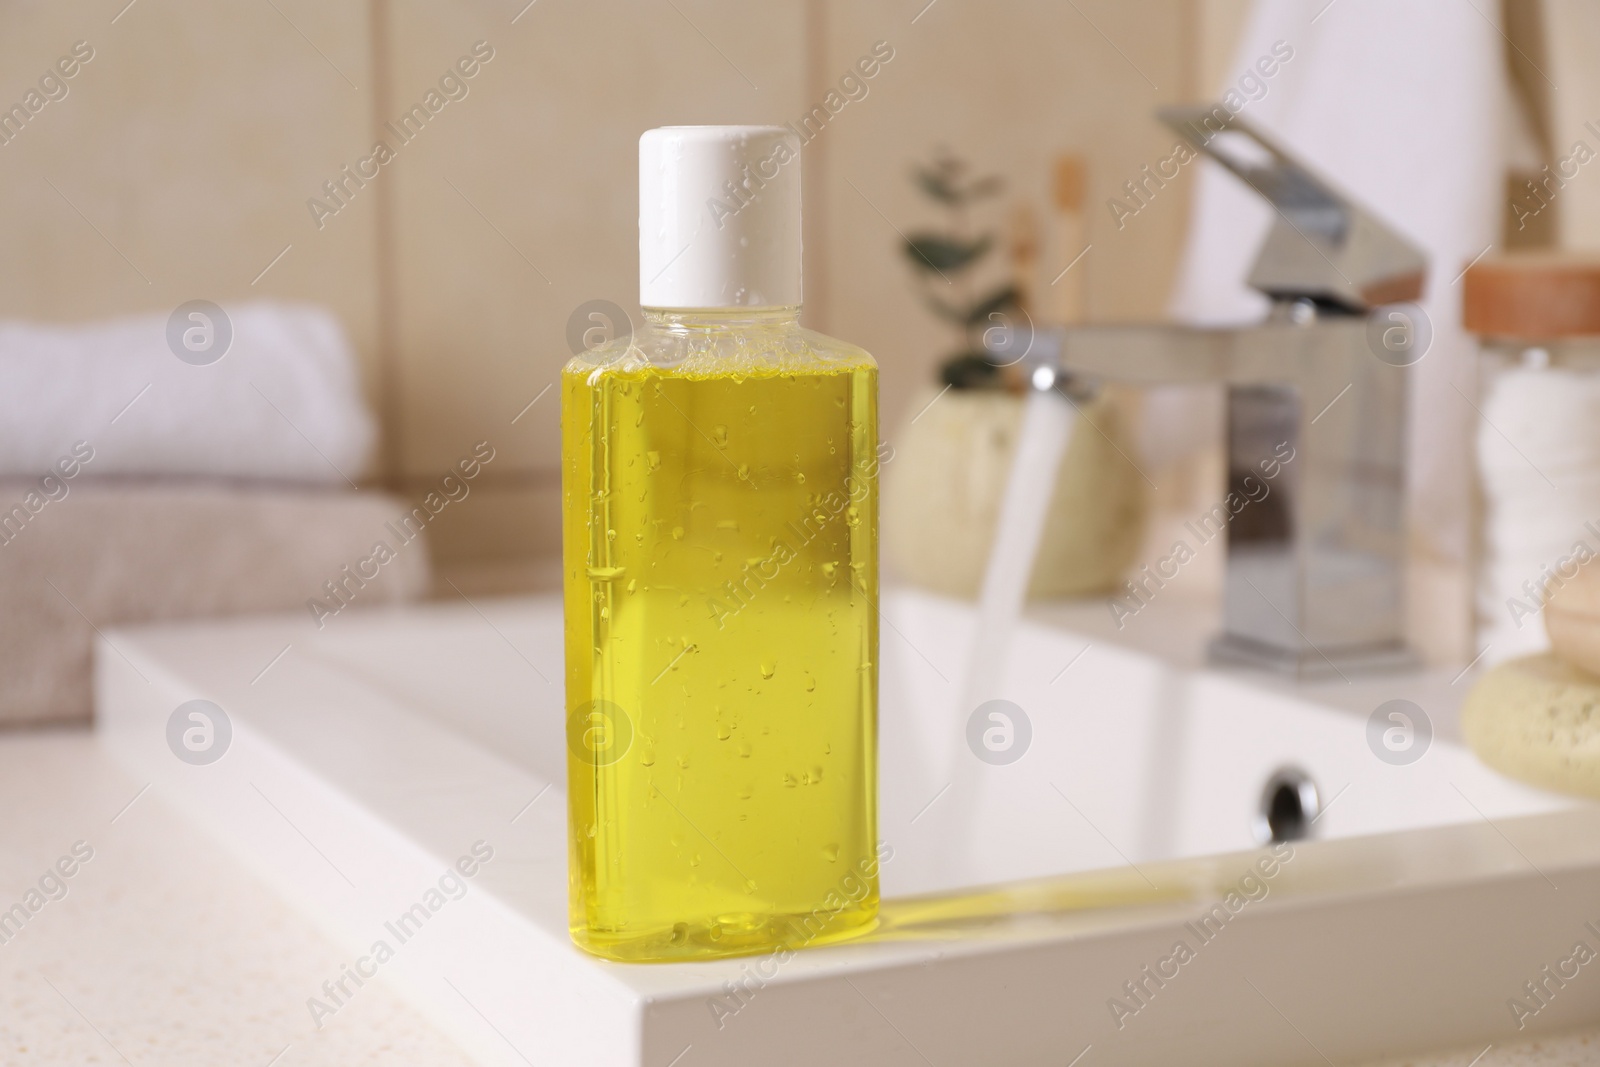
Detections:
[0, 0, 1592, 728]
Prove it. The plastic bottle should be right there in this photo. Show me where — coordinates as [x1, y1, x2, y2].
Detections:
[562, 126, 882, 962]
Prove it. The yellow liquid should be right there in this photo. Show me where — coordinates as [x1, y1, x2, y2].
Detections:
[562, 346, 881, 962]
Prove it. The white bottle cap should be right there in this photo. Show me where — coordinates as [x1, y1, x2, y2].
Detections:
[639, 125, 803, 309]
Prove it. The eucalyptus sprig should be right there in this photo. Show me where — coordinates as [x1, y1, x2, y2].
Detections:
[903, 152, 1018, 389]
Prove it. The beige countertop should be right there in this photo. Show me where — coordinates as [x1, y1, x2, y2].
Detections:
[1361, 1034, 1600, 1067]
[1, 728, 1596, 1067]
[0, 730, 473, 1067]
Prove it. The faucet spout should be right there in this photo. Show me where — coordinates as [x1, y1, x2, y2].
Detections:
[1018, 306, 1413, 677]
[993, 104, 1427, 677]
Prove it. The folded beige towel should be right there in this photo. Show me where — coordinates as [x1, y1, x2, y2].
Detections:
[0, 481, 430, 726]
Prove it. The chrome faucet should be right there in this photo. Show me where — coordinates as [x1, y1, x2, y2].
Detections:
[1000, 107, 1427, 676]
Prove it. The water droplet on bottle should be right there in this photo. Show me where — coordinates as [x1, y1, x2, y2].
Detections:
[647, 450, 662, 471]
[805, 675, 817, 692]
[671, 922, 688, 944]
[782, 773, 798, 788]
[712, 425, 729, 447]
[760, 661, 776, 680]
[672, 526, 685, 540]
[822, 843, 840, 862]
[716, 723, 732, 741]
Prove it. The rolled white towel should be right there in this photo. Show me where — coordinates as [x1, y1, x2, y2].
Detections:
[0, 302, 375, 485]
[1477, 364, 1600, 661]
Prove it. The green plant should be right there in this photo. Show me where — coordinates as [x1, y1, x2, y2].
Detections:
[903, 151, 1018, 389]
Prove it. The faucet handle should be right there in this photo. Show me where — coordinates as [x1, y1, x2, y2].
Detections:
[1158, 105, 1427, 311]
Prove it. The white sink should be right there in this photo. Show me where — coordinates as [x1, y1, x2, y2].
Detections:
[96, 588, 1600, 1065]
[879, 591, 1575, 892]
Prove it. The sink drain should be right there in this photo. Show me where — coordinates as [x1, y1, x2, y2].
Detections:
[1253, 767, 1320, 844]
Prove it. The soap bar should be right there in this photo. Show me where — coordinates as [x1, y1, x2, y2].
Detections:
[1546, 560, 1600, 677]
[1461, 653, 1600, 799]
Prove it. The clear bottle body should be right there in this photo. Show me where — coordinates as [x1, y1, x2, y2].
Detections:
[1473, 336, 1600, 655]
[562, 307, 882, 962]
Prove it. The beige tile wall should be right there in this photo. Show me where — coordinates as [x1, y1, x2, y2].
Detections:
[0, 0, 1225, 574]
[1541, 0, 1600, 247]
[404, 0, 1210, 569]
[380, 0, 810, 563]
[0, 0, 380, 410]
[818, 0, 1195, 440]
